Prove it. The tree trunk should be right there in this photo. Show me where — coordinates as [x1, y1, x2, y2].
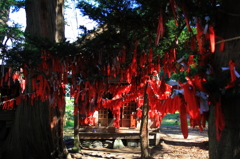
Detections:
[2, 101, 54, 159]
[140, 82, 150, 158]
[56, 0, 65, 42]
[72, 107, 80, 152]
[25, 0, 57, 42]
[2, 0, 67, 158]
[0, 1, 10, 44]
[209, 1, 240, 159]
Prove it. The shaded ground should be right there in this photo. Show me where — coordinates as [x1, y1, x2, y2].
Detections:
[153, 125, 209, 159]
[64, 125, 209, 159]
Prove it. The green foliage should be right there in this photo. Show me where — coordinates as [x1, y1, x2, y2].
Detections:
[0, 25, 24, 69]
[76, 0, 195, 67]
[6, 36, 78, 68]
[162, 113, 179, 126]
[171, 71, 187, 83]
[0, 0, 13, 10]
[0, 0, 25, 12]
[65, 120, 74, 127]
[161, 112, 193, 127]
[65, 98, 74, 127]
[11, 0, 25, 12]
[0, 24, 24, 43]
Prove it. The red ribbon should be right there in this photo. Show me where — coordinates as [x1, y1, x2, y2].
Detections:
[196, 18, 204, 54]
[229, 60, 236, 82]
[156, 8, 164, 45]
[226, 60, 237, 88]
[182, 3, 192, 32]
[209, 25, 215, 53]
[215, 97, 225, 141]
[170, 0, 178, 26]
[180, 98, 188, 139]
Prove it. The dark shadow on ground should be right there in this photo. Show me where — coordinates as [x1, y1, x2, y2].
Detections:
[161, 139, 209, 150]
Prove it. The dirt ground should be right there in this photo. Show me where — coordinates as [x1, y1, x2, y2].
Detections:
[65, 125, 209, 159]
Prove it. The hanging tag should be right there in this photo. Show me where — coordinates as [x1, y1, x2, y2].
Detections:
[204, 16, 210, 34]
[1, 56, 4, 77]
[234, 68, 240, 78]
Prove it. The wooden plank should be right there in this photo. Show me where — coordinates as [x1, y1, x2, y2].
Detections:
[0, 111, 15, 121]
[79, 126, 116, 133]
[78, 132, 157, 140]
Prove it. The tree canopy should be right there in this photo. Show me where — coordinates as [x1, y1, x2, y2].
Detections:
[1, 0, 225, 136]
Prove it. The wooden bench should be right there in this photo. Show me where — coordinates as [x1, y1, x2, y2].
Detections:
[79, 130, 161, 146]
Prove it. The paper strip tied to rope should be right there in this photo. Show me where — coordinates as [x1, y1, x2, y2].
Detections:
[222, 60, 240, 88]
[196, 91, 209, 114]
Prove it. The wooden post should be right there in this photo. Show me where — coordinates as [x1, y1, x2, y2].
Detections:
[72, 105, 80, 152]
[140, 82, 150, 158]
